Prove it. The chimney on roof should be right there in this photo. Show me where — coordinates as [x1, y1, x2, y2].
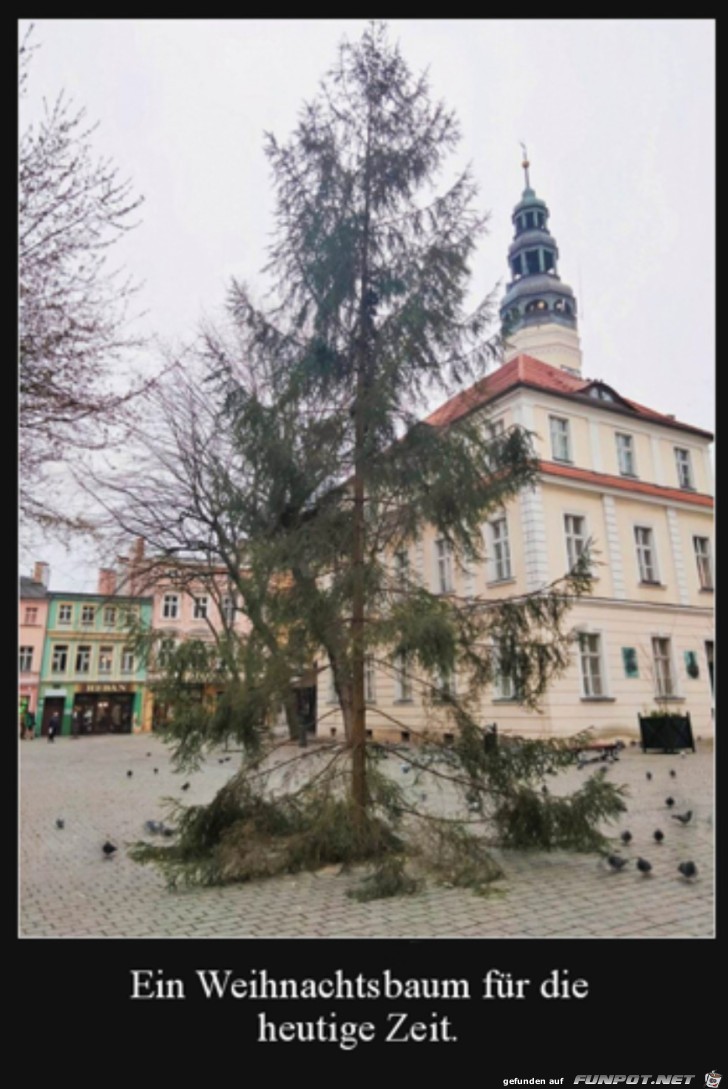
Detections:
[98, 568, 117, 596]
[33, 562, 50, 589]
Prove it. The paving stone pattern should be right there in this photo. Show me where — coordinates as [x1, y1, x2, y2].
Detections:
[20, 734, 714, 938]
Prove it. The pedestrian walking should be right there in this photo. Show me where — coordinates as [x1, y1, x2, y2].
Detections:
[47, 711, 60, 743]
[25, 709, 36, 740]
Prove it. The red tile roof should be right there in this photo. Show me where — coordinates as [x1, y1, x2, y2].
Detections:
[539, 460, 714, 508]
[424, 354, 713, 439]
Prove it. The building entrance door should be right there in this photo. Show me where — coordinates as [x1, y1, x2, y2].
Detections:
[41, 697, 65, 737]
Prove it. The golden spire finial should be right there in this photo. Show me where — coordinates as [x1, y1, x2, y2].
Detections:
[520, 141, 530, 189]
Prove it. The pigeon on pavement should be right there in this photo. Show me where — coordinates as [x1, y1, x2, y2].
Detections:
[665, 797, 675, 808]
[102, 841, 117, 858]
[678, 861, 697, 880]
[620, 830, 632, 845]
[55, 818, 65, 829]
[126, 770, 133, 778]
[672, 810, 693, 825]
[181, 782, 190, 791]
[653, 829, 665, 844]
[606, 854, 629, 872]
[636, 857, 652, 876]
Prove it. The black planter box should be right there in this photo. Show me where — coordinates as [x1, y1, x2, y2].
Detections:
[638, 712, 695, 753]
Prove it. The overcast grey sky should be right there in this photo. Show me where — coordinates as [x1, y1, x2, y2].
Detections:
[18, 18, 715, 592]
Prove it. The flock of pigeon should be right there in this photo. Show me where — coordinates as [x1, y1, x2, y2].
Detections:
[52, 747, 701, 882]
[51, 747, 230, 860]
[605, 764, 698, 882]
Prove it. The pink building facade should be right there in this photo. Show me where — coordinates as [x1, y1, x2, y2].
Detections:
[19, 562, 50, 719]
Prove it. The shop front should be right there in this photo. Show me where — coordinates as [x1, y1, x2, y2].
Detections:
[39, 683, 144, 735]
[74, 683, 139, 733]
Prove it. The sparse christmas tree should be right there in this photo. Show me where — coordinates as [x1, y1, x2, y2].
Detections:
[111, 23, 625, 893]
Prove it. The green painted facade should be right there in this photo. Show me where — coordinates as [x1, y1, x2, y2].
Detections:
[38, 593, 153, 735]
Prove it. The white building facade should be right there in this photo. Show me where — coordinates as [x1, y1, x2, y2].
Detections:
[318, 158, 714, 743]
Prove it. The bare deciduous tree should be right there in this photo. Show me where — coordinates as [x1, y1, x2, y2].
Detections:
[19, 26, 150, 538]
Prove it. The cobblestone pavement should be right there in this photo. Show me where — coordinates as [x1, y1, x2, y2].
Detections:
[20, 733, 714, 938]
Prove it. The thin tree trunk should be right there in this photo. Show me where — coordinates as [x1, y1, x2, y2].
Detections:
[350, 103, 374, 832]
[351, 423, 367, 828]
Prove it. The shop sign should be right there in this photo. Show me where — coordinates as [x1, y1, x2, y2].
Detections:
[77, 683, 134, 693]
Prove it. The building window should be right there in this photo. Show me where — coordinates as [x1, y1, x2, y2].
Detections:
[634, 526, 659, 583]
[103, 606, 117, 628]
[193, 595, 208, 620]
[549, 416, 571, 462]
[98, 645, 114, 674]
[121, 647, 135, 674]
[435, 667, 456, 701]
[75, 645, 91, 673]
[485, 418, 505, 469]
[652, 637, 676, 698]
[693, 536, 713, 590]
[564, 514, 587, 571]
[121, 607, 138, 629]
[222, 595, 235, 625]
[158, 638, 175, 668]
[436, 539, 454, 593]
[24, 606, 38, 625]
[58, 604, 73, 625]
[162, 594, 180, 620]
[490, 517, 512, 582]
[579, 633, 604, 697]
[615, 432, 636, 476]
[81, 605, 95, 626]
[20, 646, 33, 672]
[492, 645, 517, 701]
[365, 656, 376, 704]
[51, 645, 68, 673]
[675, 448, 694, 490]
[394, 654, 412, 702]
